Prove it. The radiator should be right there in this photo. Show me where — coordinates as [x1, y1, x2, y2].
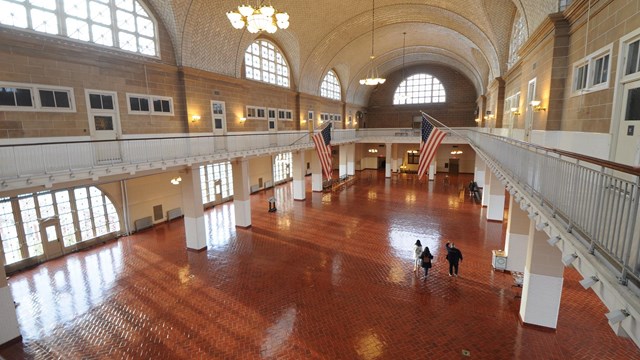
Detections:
[167, 207, 183, 221]
[134, 216, 153, 232]
[250, 184, 260, 193]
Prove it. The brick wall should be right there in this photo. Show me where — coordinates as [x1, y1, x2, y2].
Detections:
[365, 65, 478, 128]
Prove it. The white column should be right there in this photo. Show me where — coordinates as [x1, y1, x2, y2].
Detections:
[475, 156, 486, 188]
[232, 159, 252, 228]
[391, 144, 398, 173]
[520, 221, 564, 329]
[0, 254, 21, 346]
[346, 143, 355, 176]
[482, 169, 491, 207]
[292, 150, 306, 201]
[428, 162, 436, 181]
[339, 144, 347, 178]
[487, 172, 505, 221]
[311, 150, 323, 192]
[505, 196, 529, 272]
[385, 143, 392, 178]
[182, 166, 207, 250]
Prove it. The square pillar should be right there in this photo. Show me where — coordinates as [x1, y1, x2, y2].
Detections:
[391, 144, 398, 173]
[339, 144, 347, 178]
[311, 150, 323, 192]
[520, 221, 564, 329]
[482, 169, 491, 207]
[292, 150, 306, 201]
[232, 159, 252, 228]
[182, 166, 207, 250]
[385, 143, 392, 178]
[487, 171, 505, 221]
[346, 143, 355, 176]
[428, 162, 436, 181]
[505, 196, 530, 272]
[0, 254, 21, 346]
[475, 156, 486, 188]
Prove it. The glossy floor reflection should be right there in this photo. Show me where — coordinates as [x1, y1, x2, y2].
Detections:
[2, 171, 639, 359]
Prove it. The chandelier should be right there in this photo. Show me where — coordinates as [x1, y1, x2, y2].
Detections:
[360, 0, 385, 86]
[226, 2, 290, 34]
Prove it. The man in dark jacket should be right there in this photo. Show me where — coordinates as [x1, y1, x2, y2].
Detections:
[446, 242, 463, 277]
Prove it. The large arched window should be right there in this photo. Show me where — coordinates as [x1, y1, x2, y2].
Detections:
[320, 70, 341, 100]
[0, 0, 158, 56]
[508, 11, 526, 69]
[1, 186, 120, 266]
[393, 74, 446, 105]
[244, 40, 290, 87]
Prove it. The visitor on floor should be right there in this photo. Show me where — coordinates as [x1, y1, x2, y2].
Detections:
[413, 240, 423, 273]
[421, 246, 434, 279]
[446, 242, 463, 277]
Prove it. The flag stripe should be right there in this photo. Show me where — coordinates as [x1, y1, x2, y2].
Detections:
[313, 124, 333, 180]
[418, 114, 445, 180]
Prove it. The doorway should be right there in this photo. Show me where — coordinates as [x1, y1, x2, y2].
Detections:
[86, 90, 121, 162]
[41, 218, 63, 260]
[614, 79, 640, 167]
[211, 101, 227, 135]
[448, 158, 460, 174]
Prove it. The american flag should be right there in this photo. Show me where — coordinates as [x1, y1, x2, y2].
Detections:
[313, 123, 333, 180]
[417, 114, 446, 180]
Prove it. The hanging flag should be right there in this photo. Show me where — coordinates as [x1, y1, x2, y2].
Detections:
[417, 114, 446, 180]
[313, 123, 333, 180]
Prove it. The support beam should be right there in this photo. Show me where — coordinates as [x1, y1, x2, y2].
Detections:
[482, 167, 491, 207]
[346, 144, 355, 176]
[339, 145, 347, 178]
[311, 151, 323, 192]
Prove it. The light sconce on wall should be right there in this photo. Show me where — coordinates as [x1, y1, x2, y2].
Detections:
[368, 148, 378, 153]
[547, 236, 561, 246]
[530, 100, 546, 112]
[579, 275, 599, 289]
[510, 107, 521, 116]
[240, 117, 246, 123]
[606, 309, 630, 324]
[562, 253, 578, 266]
[191, 114, 201, 123]
[170, 176, 182, 185]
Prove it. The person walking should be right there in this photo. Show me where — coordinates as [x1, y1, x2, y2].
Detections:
[446, 242, 463, 277]
[413, 240, 423, 273]
[421, 246, 434, 280]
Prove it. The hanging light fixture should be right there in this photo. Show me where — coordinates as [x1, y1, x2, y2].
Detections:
[396, 32, 408, 102]
[226, 2, 290, 34]
[359, 0, 385, 86]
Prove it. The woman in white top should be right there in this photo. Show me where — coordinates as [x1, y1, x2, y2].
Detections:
[413, 240, 423, 273]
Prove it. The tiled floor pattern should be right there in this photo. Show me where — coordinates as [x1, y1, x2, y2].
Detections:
[1, 171, 639, 359]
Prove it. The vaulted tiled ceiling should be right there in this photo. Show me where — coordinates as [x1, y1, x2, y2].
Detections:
[146, 0, 560, 105]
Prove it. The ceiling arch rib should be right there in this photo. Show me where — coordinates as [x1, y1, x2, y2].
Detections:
[300, 5, 501, 102]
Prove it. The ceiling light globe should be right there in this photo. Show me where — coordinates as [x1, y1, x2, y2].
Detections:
[276, 12, 289, 21]
[266, 24, 278, 33]
[227, 11, 242, 22]
[231, 20, 245, 29]
[277, 20, 289, 29]
[259, 5, 275, 16]
[247, 24, 259, 33]
[378, 78, 386, 84]
[359, 79, 366, 85]
[238, 5, 254, 17]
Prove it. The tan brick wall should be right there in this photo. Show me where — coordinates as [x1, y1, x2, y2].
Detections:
[365, 65, 478, 128]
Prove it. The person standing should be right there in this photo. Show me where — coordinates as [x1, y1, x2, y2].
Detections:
[446, 242, 463, 277]
[421, 246, 434, 280]
[413, 240, 423, 273]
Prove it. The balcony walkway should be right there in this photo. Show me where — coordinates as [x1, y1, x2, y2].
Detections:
[1, 171, 638, 359]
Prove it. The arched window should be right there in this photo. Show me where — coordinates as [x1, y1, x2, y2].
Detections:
[1, 186, 120, 265]
[508, 11, 526, 69]
[320, 70, 341, 100]
[393, 74, 446, 105]
[0, 0, 158, 56]
[244, 40, 290, 87]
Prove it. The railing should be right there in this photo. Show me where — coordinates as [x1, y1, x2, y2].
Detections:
[0, 130, 358, 182]
[467, 130, 640, 282]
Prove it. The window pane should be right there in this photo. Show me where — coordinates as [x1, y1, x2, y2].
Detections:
[129, 97, 140, 111]
[89, 94, 102, 109]
[102, 94, 113, 109]
[64, 0, 88, 19]
[89, 1, 111, 25]
[92, 24, 113, 46]
[116, 10, 135, 32]
[0, 88, 16, 106]
[0, 1, 29, 28]
[54, 91, 70, 108]
[137, 17, 154, 37]
[31, 8, 58, 35]
[140, 97, 149, 111]
[39, 90, 55, 107]
[625, 87, 640, 121]
[118, 31, 137, 52]
[31, 0, 57, 11]
[66, 17, 90, 41]
[626, 41, 639, 76]
[138, 36, 156, 56]
[153, 99, 161, 112]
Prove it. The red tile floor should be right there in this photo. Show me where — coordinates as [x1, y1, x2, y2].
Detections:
[1, 171, 639, 359]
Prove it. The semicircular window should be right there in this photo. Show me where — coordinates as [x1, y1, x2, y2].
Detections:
[0, 0, 158, 56]
[393, 73, 446, 105]
[244, 39, 290, 87]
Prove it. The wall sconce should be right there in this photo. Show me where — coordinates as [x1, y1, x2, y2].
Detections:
[606, 309, 630, 324]
[191, 114, 201, 122]
[450, 150, 463, 155]
[530, 100, 546, 112]
[170, 176, 182, 185]
[474, 118, 480, 123]
[368, 148, 378, 153]
[510, 107, 521, 116]
[562, 253, 578, 266]
[240, 117, 246, 123]
[579, 275, 599, 289]
[547, 236, 561, 246]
